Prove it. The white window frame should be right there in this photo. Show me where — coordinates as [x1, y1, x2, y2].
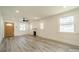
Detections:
[40, 22, 44, 30]
[60, 16, 74, 33]
[19, 23, 26, 31]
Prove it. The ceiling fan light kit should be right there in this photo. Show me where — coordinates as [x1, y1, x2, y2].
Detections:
[22, 17, 29, 22]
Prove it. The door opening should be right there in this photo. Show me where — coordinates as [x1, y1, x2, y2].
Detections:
[4, 22, 14, 38]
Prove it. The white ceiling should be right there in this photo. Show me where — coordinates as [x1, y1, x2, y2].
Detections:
[0, 6, 78, 21]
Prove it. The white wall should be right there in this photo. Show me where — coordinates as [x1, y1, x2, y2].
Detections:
[30, 8, 79, 46]
[0, 12, 4, 43]
[4, 19, 29, 36]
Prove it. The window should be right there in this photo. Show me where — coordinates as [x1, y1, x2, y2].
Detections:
[40, 22, 44, 30]
[20, 23, 26, 31]
[6, 23, 12, 26]
[30, 24, 33, 30]
[60, 16, 74, 32]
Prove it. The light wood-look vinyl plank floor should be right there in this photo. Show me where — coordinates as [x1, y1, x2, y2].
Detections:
[0, 35, 79, 52]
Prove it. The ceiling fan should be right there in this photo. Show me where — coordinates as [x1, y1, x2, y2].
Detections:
[22, 17, 29, 22]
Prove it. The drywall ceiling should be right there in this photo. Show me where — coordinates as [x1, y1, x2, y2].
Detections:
[0, 6, 78, 21]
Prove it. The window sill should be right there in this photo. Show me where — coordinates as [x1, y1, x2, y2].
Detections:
[57, 32, 79, 35]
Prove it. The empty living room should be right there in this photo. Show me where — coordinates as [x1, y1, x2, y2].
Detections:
[0, 6, 79, 52]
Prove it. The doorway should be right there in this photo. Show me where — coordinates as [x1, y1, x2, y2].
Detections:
[4, 22, 14, 38]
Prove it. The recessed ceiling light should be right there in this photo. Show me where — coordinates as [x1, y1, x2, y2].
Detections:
[63, 6, 67, 8]
[16, 10, 20, 13]
[34, 17, 39, 19]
